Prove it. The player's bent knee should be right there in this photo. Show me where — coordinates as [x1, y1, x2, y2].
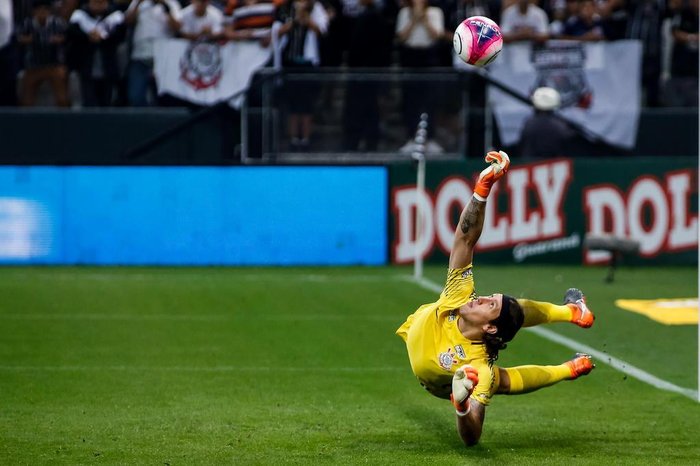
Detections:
[496, 367, 511, 394]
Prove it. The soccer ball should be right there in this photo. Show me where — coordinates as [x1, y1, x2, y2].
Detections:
[453, 16, 503, 67]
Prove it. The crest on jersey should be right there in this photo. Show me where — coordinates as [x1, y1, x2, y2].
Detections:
[180, 41, 222, 90]
[438, 348, 458, 371]
[448, 311, 457, 322]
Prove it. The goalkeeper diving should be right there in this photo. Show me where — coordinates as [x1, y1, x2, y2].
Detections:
[396, 150, 595, 446]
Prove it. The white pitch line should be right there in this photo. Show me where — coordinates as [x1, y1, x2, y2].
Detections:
[0, 365, 403, 373]
[0, 314, 229, 322]
[527, 327, 699, 400]
[412, 276, 699, 401]
[0, 313, 397, 322]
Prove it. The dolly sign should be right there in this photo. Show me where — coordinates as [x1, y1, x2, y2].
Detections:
[389, 158, 697, 265]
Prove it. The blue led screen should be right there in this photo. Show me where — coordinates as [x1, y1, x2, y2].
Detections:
[0, 166, 387, 265]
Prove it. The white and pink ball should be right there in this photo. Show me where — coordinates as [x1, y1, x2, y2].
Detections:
[453, 16, 503, 67]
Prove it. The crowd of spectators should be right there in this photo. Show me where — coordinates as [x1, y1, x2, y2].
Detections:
[0, 0, 697, 149]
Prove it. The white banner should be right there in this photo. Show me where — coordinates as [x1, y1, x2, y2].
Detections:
[154, 39, 272, 107]
[486, 40, 642, 149]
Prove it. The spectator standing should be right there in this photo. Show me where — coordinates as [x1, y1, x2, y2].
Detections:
[59, 0, 79, 20]
[179, 0, 225, 41]
[395, 0, 444, 149]
[626, 0, 668, 107]
[519, 87, 575, 159]
[435, 0, 494, 153]
[0, 0, 17, 106]
[342, 0, 391, 151]
[275, 0, 329, 151]
[561, 0, 605, 39]
[445, 0, 494, 36]
[224, 0, 280, 158]
[224, 0, 283, 46]
[447, 0, 495, 122]
[327, 0, 369, 66]
[550, 0, 579, 36]
[17, 0, 70, 107]
[395, 0, 444, 63]
[500, 0, 550, 43]
[124, 0, 181, 106]
[114, 0, 132, 12]
[664, 0, 698, 106]
[597, 0, 628, 39]
[67, 0, 125, 107]
[318, 0, 343, 66]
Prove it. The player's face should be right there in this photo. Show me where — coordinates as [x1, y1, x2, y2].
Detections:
[461, 293, 503, 326]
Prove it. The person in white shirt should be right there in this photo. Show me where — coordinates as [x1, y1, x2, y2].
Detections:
[500, 0, 550, 43]
[0, 0, 16, 106]
[124, 0, 181, 106]
[395, 0, 444, 50]
[273, 0, 329, 150]
[395, 0, 444, 149]
[178, 0, 225, 41]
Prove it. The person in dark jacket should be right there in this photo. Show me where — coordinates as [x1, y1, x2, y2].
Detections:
[67, 0, 126, 106]
[17, 0, 70, 107]
[342, 0, 392, 151]
[519, 87, 575, 160]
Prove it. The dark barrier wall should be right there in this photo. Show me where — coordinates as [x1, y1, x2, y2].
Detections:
[0, 109, 237, 165]
[0, 108, 696, 164]
[0, 166, 387, 265]
[390, 157, 698, 265]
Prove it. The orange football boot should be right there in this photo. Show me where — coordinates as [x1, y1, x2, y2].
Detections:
[565, 353, 595, 379]
[565, 288, 595, 328]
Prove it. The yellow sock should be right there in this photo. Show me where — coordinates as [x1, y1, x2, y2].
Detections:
[504, 364, 572, 394]
[517, 298, 573, 327]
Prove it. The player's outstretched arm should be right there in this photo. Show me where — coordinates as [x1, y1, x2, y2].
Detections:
[456, 401, 486, 446]
[449, 151, 510, 269]
[451, 365, 485, 446]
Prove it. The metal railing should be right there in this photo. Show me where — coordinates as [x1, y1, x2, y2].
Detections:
[241, 67, 476, 163]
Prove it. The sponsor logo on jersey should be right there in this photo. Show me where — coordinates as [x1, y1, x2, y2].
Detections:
[461, 268, 473, 279]
[438, 348, 458, 371]
[448, 310, 457, 322]
[454, 344, 466, 359]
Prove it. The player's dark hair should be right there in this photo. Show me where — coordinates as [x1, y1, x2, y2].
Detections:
[484, 295, 524, 364]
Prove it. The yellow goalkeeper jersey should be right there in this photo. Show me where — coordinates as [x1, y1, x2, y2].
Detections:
[396, 265, 499, 405]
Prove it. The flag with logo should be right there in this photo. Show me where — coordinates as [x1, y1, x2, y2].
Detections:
[486, 40, 642, 149]
[153, 39, 272, 107]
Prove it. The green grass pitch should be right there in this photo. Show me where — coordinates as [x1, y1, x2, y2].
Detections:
[0, 265, 698, 464]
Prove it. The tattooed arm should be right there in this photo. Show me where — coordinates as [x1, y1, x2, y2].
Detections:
[449, 196, 486, 269]
[448, 151, 511, 269]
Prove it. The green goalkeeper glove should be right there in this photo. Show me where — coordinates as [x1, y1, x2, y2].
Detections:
[450, 365, 479, 416]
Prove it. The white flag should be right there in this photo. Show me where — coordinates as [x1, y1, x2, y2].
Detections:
[154, 39, 272, 107]
[486, 40, 642, 149]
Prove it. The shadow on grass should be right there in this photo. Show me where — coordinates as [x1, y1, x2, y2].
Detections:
[401, 398, 602, 460]
[400, 403, 500, 459]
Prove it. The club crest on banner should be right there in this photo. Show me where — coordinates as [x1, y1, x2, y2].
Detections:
[486, 41, 642, 149]
[530, 41, 592, 109]
[180, 41, 223, 90]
